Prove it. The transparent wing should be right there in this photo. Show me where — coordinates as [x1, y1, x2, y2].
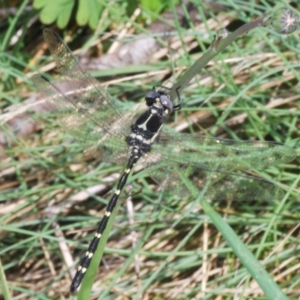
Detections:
[145, 162, 284, 201]
[152, 132, 296, 171]
[32, 29, 131, 159]
[42, 28, 124, 121]
[140, 132, 296, 201]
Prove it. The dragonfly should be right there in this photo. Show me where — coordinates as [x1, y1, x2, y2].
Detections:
[32, 29, 296, 293]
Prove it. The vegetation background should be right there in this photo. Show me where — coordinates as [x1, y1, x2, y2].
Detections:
[0, 0, 299, 299]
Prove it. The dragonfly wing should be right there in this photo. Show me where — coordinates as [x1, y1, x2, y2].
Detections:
[33, 29, 131, 157]
[140, 132, 296, 201]
[42, 28, 124, 120]
[152, 132, 296, 171]
[144, 161, 284, 201]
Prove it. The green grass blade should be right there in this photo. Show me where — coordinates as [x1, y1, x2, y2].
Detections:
[0, 257, 11, 300]
[200, 198, 289, 300]
[76, 201, 121, 299]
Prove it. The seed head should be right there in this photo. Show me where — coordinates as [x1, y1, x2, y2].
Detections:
[265, 8, 299, 34]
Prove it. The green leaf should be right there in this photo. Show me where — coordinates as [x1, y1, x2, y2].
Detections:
[33, 0, 48, 9]
[141, 0, 164, 13]
[76, 0, 104, 29]
[33, 0, 75, 29]
[140, 0, 180, 19]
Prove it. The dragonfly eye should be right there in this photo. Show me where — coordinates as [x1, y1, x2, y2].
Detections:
[145, 90, 160, 106]
[160, 94, 173, 115]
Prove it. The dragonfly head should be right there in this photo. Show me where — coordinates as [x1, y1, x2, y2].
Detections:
[145, 89, 173, 116]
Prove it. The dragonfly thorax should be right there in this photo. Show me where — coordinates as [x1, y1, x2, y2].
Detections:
[126, 93, 168, 153]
